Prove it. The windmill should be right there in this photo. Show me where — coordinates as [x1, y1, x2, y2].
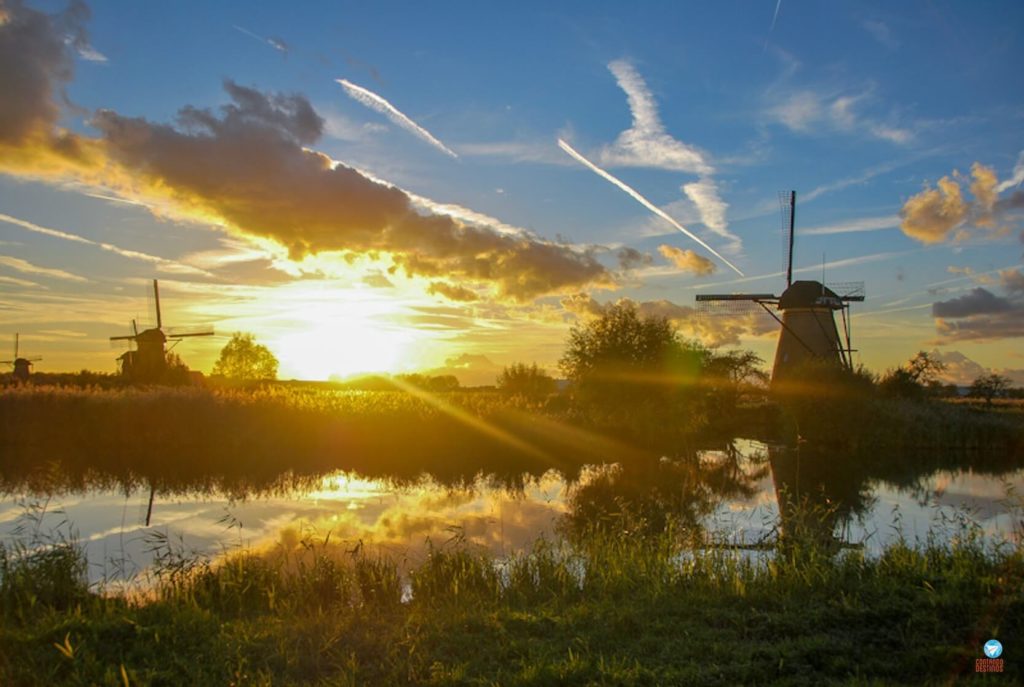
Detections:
[109, 279, 214, 383]
[1, 333, 42, 384]
[696, 191, 865, 385]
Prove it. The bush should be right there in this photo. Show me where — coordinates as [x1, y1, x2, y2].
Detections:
[496, 363, 556, 399]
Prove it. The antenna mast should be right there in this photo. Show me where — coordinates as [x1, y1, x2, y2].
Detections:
[786, 190, 796, 288]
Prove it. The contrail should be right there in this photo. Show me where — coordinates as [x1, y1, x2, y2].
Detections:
[557, 139, 743, 276]
[337, 78, 458, 158]
[232, 25, 288, 54]
[769, 0, 782, 32]
[0, 212, 207, 275]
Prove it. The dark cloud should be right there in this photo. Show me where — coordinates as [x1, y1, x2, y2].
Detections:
[0, 4, 614, 302]
[1001, 268, 1024, 294]
[616, 247, 652, 270]
[931, 287, 1024, 342]
[932, 288, 1012, 318]
[426, 281, 479, 302]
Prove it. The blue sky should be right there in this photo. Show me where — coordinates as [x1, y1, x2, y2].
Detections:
[1, 0, 1022, 383]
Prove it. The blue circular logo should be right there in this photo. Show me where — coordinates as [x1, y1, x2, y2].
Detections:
[983, 639, 1003, 659]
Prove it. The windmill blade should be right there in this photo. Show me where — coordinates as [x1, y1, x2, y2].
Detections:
[696, 293, 777, 302]
[109, 334, 138, 342]
[153, 279, 162, 330]
[13, 333, 19, 360]
[780, 190, 796, 288]
[26, 356, 43, 362]
[167, 330, 214, 339]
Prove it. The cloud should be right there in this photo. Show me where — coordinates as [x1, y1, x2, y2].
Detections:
[682, 177, 737, 251]
[616, 247, 652, 270]
[0, 255, 87, 282]
[996, 150, 1024, 192]
[361, 271, 394, 289]
[0, 212, 207, 274]
[336, 78, 457, 158]
[232, 24, 288, 54]
[422, 353, 504, 387]
[599, 60, 712, 175]
[768, 88, 912, 144]
[931, 286, 1024, 342]
[426, 281, 479, 302]
[1001, 267, 1024, 293]
[0, 5, 613, 303]
[558, 138, 743, 276]
[862, 20, 899, 50]
[928, 349, 1024, 386]
[657, 244, 716, 275]
[802, 215, 899, 236]
[596, 60, 739, 250]
[932, 288, 1011, 318]
[900, 162, 1023, 244]
[899, 175, 968, 243]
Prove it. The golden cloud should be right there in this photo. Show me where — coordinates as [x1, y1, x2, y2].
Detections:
[0, 1, 615, 303]
[657, 244, 716, 275]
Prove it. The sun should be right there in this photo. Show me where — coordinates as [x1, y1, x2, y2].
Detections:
[265, 286, 423, 380]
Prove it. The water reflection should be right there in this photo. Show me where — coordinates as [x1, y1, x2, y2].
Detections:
[1, 439, 1021, 586]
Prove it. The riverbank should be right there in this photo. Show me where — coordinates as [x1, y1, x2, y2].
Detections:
[2, 527, 1021, 685]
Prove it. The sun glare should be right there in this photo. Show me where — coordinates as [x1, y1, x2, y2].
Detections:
[261, 284, 425, 380]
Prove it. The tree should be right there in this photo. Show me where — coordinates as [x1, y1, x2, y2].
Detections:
[879, 351, 946, 399]
[703, 350, 768, 414]
[212, 333, 279, 381]
[559, 302, 705, 402]
[497, 363, 556, 399]
[968, 374, 1011, 406]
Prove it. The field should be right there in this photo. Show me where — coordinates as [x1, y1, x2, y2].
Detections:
[1, 383, 1023, 685]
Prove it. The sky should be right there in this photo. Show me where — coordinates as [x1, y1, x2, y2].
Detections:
[1, 0, 1023, 385]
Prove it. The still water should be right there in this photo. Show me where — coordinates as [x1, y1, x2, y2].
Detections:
[1, 440, 1021, 586]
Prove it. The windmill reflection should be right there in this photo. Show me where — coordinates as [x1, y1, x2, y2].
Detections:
[768, 445, 874, 550]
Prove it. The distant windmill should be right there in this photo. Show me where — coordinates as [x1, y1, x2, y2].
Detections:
[1, 333, 42, 384]
[109, 279, 214, 383]
[696, 191, 865, 385]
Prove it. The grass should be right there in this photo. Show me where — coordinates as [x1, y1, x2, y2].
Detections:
[1, 518, 1021, 685]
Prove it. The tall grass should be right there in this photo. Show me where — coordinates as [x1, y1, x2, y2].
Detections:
[2, 498, 1021, 685]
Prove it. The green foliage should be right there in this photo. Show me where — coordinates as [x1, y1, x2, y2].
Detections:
[496, 362, 556, 398]
[212, 332, 279, 381]
[559, 302, 706, 403]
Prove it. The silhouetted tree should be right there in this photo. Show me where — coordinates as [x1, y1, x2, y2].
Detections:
[212, 333, 279, 381]
[968, 374, 1011, 406]
[496, 363, 556, 399]
[879, 351, 946, 399]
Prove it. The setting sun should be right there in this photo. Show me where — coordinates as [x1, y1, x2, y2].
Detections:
[263, 285, 425, 380]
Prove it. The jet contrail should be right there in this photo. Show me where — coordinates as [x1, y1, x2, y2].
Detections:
[337, 78, 458, 158]
[0, 212, 207, 275]
[557, 139, 743, 276]
[232, 25, 288, 54]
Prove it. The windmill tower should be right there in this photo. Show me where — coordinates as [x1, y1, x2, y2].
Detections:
[696, 191, 865, 386]
[1, 334, 42, 384]
[109, 280, 214, 383]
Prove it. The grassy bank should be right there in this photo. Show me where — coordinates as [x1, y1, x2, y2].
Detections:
[1, 525, 1021, 685]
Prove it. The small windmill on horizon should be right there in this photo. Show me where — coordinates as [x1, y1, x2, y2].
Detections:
[696, 191, 865, 385]
[109, 279, 214, 383]
[2, 333, 42, 384]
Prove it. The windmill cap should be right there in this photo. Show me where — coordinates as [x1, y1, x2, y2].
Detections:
[778, 280, 842, 310]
